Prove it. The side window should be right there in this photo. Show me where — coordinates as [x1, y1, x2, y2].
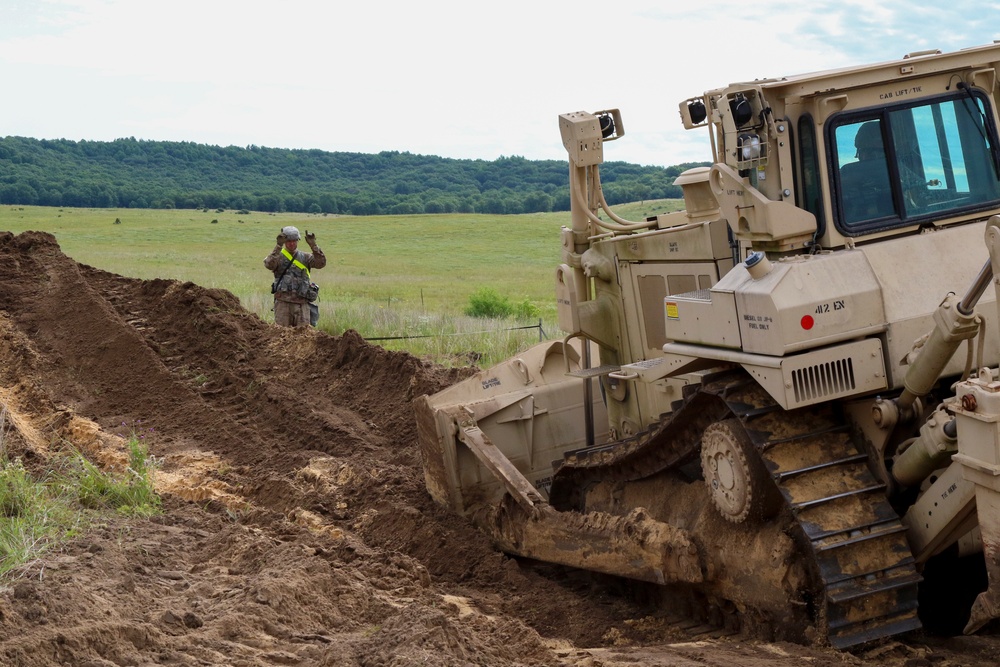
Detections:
[906, 106, 951, 192]
[891, 97, 1000, 216]
[796, 115, 825, 237]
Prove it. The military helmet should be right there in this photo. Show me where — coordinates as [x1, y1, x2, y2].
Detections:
[281, 226, 301, 241]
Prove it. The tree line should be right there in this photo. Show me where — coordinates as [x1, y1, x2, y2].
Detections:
[0, 136, 706, 215]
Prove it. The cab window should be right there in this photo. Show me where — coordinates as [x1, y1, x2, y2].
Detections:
[831, 90, 1000, 235]
[796, 115, 826, 238]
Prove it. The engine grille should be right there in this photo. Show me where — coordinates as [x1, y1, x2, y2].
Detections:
[791, 358, 856, 403]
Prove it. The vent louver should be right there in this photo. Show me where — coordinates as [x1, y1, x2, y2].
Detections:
[792, 358, 856, 403]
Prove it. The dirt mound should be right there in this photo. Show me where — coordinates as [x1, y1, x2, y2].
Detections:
[0, 230, 996, 666]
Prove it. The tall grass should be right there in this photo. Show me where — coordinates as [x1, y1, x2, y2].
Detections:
[0, 458, 59, 571]
[1, 200, 685, 367]
[325, 301, 549, 364]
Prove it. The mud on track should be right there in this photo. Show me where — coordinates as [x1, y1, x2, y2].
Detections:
[0, 230, 997, 666]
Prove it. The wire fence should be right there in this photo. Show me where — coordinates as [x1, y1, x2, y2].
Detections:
[364, 319, 548, 342]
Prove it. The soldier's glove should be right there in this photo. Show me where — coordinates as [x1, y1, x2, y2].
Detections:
[276, 233, 287, 246]
[305, 230, 317, 245]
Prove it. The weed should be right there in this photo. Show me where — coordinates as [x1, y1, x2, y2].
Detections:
[70, 433, 161, 517]
[0, 458, 42, 518]
[0, 457, 61, 575]
[244, 379, 265, 396]
[224, 505, 249, 523]
[0, 419, 164, 578]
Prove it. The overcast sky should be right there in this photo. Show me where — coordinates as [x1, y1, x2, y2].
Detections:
[0, 0, 998, 167]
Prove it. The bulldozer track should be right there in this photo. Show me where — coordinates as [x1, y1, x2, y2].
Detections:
[550, 370, 922, 649]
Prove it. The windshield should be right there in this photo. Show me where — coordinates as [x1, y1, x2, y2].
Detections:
[832, 91, 1000, 233]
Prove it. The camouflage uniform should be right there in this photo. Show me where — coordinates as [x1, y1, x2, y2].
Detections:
[264, 242, 326, 327]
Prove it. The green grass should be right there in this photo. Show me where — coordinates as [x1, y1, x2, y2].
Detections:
[0, 458, 59, 569]
[1, 200, 685, 365]
[0, 429, 160, 577]
[70, 435, 161, 518]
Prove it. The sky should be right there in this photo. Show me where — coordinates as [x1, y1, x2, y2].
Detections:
[0, 0, 998, 167]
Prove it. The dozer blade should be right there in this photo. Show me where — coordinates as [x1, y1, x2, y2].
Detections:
[459, 422, 704, 586]
[951, 382, 1000, 635]
[415, 338, 608, 515]
[963, 485, 1000, 634]
[476, 498, 704, 585]
[414, 336, 704, 585]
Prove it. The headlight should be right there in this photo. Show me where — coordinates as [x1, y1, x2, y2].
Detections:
[729, 93, 754, 127]
[738, 133, 762, 161]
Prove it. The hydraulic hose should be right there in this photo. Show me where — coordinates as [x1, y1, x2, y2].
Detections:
[570, 166, 656, 233]
[571, 165, 704, 235]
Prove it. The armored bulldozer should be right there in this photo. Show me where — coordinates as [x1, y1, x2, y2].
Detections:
[415, 44, 1000, 648]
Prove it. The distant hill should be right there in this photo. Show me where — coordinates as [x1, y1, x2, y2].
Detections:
[0, 136, 707, 215]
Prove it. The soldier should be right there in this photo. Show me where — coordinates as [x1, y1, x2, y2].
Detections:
[264, 226, 326, 327]
[840, 121, 893, 223]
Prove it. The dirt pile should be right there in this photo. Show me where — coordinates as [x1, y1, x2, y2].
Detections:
[0, 230, 997, 666]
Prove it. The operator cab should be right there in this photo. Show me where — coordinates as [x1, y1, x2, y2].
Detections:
[830, 90, 1000, 236]
[681, 45, 1000, 253]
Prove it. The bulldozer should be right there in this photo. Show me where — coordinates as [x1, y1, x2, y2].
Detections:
[415, 43, 1000, 648]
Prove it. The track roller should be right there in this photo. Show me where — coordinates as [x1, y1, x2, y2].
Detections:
[700, 418, 780, 524]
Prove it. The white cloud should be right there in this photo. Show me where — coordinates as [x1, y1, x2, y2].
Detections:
[0, 0, 998, 166]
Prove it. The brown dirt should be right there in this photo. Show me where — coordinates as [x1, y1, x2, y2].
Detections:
[0, 229, 997, 666]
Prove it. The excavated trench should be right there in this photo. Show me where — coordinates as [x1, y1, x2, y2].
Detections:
[0, 230, 997, 666]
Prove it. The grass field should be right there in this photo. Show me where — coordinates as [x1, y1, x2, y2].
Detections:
[1, 200, 684, 365]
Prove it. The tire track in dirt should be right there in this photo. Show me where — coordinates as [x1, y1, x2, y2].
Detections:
[0, 230, 997, 666]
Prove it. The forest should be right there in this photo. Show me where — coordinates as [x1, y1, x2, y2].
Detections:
[0, 136, 705, 215]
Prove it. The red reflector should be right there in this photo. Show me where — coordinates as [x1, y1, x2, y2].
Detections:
[801, 315, 814, 330]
